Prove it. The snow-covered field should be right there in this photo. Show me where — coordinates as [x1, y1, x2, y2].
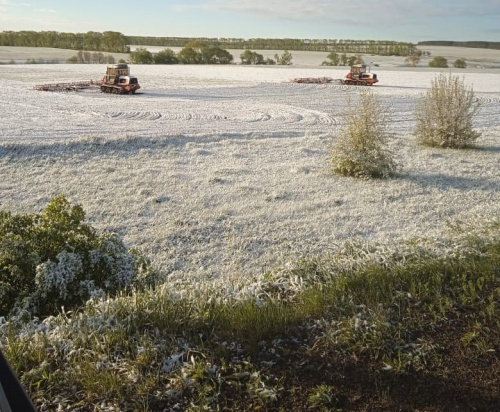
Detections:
[0, 63, 499, 287]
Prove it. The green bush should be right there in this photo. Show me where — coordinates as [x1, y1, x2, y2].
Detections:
[240, 49, 265, 65]
[130, 47, 153, 64]
[0, 195, 149, 317]
[331, 90, 398, 178]
[429, 56, 448, 68]
[177, 42, 233, 64]
[154, 48, 179, 64]
[454, 58, 467, 68]
[415, 74, 481, 148]
[274, 50, 293, 65]
[405, 54, 420, 67]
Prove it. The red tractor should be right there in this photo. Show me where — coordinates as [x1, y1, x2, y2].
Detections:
[100, 63, 141, 94]
[344, 64, 378, 86]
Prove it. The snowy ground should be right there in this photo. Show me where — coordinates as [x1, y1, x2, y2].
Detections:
[0, 62, 499, 286]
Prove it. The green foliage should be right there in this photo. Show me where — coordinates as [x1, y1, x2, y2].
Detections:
[2, 220, 500, 410]
[429, 55, 448, 68]
[177, 42, 234, 64]
[67, 50, 116, 64]
[322, 51, 340, 66]
[178, 46, 202, 64]
[347, 54, 364, 66]
[274, 50, 293, 65]
[125, 35, 417, 55]
[308, 385, 344, 410]
[130, 47, 154, 64]
[0, 30, 129, 52]
[240, 49, 266, 65]
[322, 52, 361, 66]
[454, 58, 467, 68]
[154, 48, 179, 64]
[0, 195, 146, 317]
[331, 90, 398, 179]
[415, 74, 481, 148]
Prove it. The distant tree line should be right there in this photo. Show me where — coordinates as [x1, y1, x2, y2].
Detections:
[130, 41, 234, 64]
[125, 36, 417, 56]
[130, 42, 293, 65]
[239, 49, 293, 65]
[1, 31, 420, 56]
[0, 31, 129, 53]
[67, 50, 117, 64]
[418, 41, 500, 51]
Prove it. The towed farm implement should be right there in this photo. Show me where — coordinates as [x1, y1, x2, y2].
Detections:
[292, 64, 378, 86]
[34, 80, 101, 92]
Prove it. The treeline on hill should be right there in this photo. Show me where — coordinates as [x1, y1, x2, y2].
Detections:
[418, 40, 500, 50]
[0, 31, 416, 57]
[0, 30, 129, 53]
[128, 36, 416, 56]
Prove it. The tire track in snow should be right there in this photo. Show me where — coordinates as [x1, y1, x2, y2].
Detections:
[105, 111, 163, 120]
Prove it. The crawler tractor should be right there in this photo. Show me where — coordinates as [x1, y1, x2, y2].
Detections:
[101, 63, 140, 94]
[344, 64, 378, 86]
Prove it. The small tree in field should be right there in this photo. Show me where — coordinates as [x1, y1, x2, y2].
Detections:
[454, 58, 467, 68]
[415, 74, 481, 148]
[331, 90, 397, 179]
[429, 56, 448, 68]
[130, 47, 153, 64]
[405, 54, 420, 67]
[274, 50, 293, 65]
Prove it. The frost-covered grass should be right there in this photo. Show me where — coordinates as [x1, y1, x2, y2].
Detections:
[2, 219, 500, 411]
[0, 64, 499, 290]
[0, 61, 499, 410]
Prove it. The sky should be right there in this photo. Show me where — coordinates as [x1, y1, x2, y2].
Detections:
[1, 0, 499, 43]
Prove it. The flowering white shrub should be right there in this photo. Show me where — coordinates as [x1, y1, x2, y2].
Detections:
[331, 90, 398, 178]
[35, 251, 83, 301]
[0, 195, 145, 317]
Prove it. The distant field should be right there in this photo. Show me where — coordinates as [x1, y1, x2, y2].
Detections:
[2, 45, 500, 69]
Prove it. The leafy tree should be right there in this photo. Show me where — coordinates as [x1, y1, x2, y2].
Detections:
[213, 47, 233, 64]
[177, 41, 233, 64]
[67, 50, 116, 64]
[154, 48, 179, 64]
[429, 56, 448, 68]
[201, 45, 233, 64]
[331, 90, 397, 179]
[82, 31, 102, 51]
[415, 74, 481, 148]
[130, 47, 154, 64]
[339, 53, 348, 66]
[100, 31, 129, 53]
[240, 49, 265, 65]
[454, 58, 467, 68]
[178, 46, 203, 64]
[240, 49, 254, 64]
[322, 51, 340, 66]
[0, 196, 153, 317]
[405, 54, 420, 67]
[274, 50, 293, 65]
[347, 55, 358, 66]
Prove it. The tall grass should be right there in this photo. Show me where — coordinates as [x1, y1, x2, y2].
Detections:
[1, 220, 499, 410]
